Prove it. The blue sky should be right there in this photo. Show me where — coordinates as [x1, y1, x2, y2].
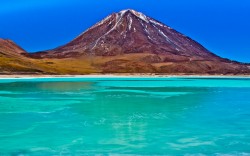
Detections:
[0, 0, 250, 63]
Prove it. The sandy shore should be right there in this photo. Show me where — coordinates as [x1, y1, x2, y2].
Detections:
[0, 74, 249, 79]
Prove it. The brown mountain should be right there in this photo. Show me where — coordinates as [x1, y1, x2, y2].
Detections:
[0, 39, 26, 56]
[29, 9, 250, 74]
[35, 9, 219, 59]
[0, 39, 41, 74]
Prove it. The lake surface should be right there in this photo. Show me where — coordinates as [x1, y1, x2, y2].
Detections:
[0, 77, 250, 155]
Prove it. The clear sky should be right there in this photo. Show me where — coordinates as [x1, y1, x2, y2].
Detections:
[0, 0, 249, 63]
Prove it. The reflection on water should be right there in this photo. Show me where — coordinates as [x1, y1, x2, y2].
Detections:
[38, 82, 94, 91]
[0, 78, 250, 155]
[0, 81, 94, 92]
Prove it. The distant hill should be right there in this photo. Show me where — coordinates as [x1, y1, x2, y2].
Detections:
[0, 39, 44, 74]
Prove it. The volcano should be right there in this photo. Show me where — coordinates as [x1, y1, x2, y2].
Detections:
[3, 9, 247, 74]
[35, 9, 220, 59]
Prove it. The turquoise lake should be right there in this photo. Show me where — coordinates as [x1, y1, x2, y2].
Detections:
[0, 77, 250, 155]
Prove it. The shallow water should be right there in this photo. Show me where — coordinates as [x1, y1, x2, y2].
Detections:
[0, 77, 250, 155]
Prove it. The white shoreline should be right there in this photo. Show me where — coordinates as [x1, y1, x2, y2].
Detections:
[0, 74, 249, 79]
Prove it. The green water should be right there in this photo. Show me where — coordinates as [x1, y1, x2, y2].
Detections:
[0, 77, 250, 155]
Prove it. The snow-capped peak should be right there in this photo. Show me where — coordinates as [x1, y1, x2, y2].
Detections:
[118, 9, 149, 23]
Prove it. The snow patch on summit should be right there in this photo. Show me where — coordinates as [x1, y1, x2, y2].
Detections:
[95, 15, 112, 27]
[131, 10, 149, 23]
[120, 9, 149, 23]
[128, 16, 133, 30]
[150, 19, 164, 27]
